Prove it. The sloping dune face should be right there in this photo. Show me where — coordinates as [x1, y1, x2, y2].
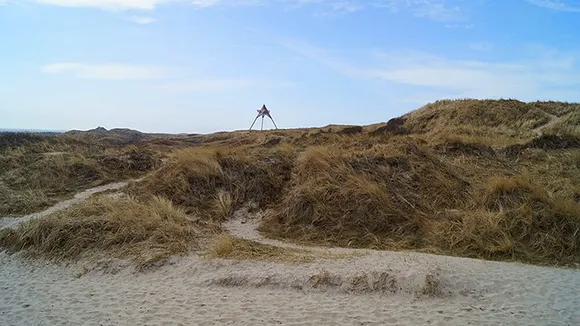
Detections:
[1, 99, 580, 268]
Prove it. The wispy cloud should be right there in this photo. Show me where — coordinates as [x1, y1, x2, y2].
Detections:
[160, 78, 294, 92]
[279, 39, 353, 74]
[525, 0, 580, 12]
[41, 63, 168, 80]
[282, 39, 580, 101]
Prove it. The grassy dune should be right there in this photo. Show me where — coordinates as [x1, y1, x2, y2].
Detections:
[0, 195, 199, 269]
[1, 99, 579, 267]
[0, 132, 162, 216]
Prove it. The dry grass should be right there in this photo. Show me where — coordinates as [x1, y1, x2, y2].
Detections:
[404, 99, 551, 133]
[260, 138, 471, 249]
[0, 185, 54, 216]
[0, 196, 199, 269]
[3, 99, 580, 268]
[0, 134, 161, 216]
[130, 146, 292, 220]
[208, 235, 316, 262]
[207, 235, 358, 262]
[429, 177, 580, 265]
[543, 110, 580, 138]
[383, 99, 576, 148]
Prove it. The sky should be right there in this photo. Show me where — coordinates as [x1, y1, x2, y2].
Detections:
[1, 0, 580, 133]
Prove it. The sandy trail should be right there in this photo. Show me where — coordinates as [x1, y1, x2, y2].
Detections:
[533, 110, 560, 136]
[224, 216, 372, 255]
[1, 195, 580, 325]
[0, 181, 132, 230]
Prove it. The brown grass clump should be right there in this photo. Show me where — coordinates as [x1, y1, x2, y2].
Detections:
[4, 154, 108, 191]
[432, 177, 580, 265]
[0, 134, 162, 216]
[431, 134, 495, 156]
[0, 153, 109, 215]
[543, 110, 580, 138]
[529, 101, 580, 117]
[207, 235, 316, 262]
[260, 138, 471, 249]
[0, 196, 199, 269]
[405, 99, 551, 133]
[97, 145, 162, 177]
[131, 146, 293, 220]
[0, 132, 60, 152]
[0, 185, 54, 216]
[390, 99, 567, 147]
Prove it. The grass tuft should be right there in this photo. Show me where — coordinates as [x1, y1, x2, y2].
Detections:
[208, 235, 316, 262]
[0, 196, 199, 270]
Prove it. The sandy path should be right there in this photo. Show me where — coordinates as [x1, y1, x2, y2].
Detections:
[0, 181, 132, 230]
[224, 217, 369, 254]
[533, 110, 560, 136]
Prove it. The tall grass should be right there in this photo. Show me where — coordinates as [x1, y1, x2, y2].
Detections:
[543, 110, 580, 138]
[260, 138, 471, 249]
[404, 99, 552, 134]
[130, 146, 293, 220]
[429, 177, 580, 265]
[0, 195, 199, 269]
[0, 134, 161, 216]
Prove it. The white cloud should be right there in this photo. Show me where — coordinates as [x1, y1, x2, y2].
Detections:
[370, 53, 580, 100]
[160, 78, 294, 92]
[281, 39, 580, 102]
[41, 63, 168, 80]
[525, 0, 580, 12]
[125, 15, 158, 24]
[36, 0, 174, 11]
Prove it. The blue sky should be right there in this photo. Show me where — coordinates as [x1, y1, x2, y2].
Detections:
[1, 0, 579, 133]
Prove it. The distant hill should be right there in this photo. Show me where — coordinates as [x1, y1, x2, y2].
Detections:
[64, 127, 175, 145]
[0, 128, 63, 134]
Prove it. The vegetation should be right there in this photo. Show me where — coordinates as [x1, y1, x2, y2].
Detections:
[208, 235, 316, 262]
[128, 146, 293, 220]
[0, 132, 162, 216]
[1, 99, 579, 268]
[0, 195, 199, 269]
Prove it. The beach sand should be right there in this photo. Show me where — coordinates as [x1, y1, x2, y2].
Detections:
[1, 185, 579, 325]
[1, 242, 579, 325]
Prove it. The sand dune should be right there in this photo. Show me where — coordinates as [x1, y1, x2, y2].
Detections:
[1, 188, 580, 325]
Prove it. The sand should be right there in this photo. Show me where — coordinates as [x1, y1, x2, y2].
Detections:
[1, 247, 579, 325]
[1, 189, 580, 325]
